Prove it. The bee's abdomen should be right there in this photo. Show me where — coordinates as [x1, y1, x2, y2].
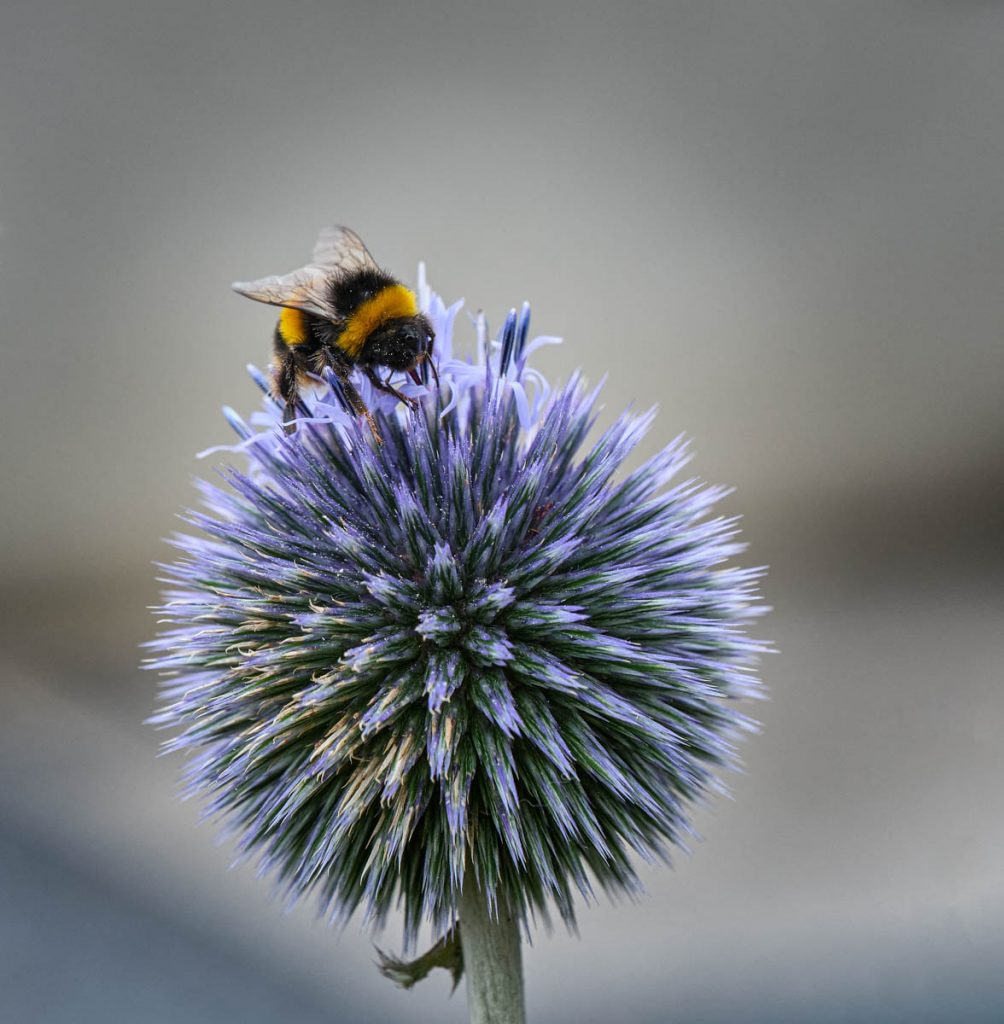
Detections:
[277, 307, 310, 348]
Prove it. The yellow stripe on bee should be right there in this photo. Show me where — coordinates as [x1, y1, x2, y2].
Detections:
[337, 284, 418, 359]
[278, 307, 309, 347]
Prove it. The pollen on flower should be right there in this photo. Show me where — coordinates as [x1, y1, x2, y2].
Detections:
[148, 271, 768, 946]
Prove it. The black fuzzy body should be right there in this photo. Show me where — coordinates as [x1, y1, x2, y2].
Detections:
[271, 267, 435, 435]
[329, 267, 398, 315]
[271, 315, 354, 414]
[328, 268, 433, 371]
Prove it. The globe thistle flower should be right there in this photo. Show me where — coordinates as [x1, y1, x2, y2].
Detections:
[148, 267, 767, 1020]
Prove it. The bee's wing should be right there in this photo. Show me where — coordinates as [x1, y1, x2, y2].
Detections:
[232, 266, 340, 322]
[232, 226, 378, 321]
[309, 224, 381, 275]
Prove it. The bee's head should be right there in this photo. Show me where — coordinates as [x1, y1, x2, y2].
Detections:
[364, 314, 435, 370]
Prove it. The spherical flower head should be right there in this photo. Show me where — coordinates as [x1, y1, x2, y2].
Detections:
[149, 271, 768, 944]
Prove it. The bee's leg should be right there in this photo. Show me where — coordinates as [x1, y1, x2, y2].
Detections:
[363, 365, 418, 409]
[320, 346, 381, 442]
[335, 366, 382, 444]
[272, 344, 301, 435]
[410, 350, 439, 388]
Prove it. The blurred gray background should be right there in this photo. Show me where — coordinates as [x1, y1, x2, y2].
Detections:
[2, 1, 1002, 1022]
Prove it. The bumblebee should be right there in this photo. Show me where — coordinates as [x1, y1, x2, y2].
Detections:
[233, 225, 436, 438]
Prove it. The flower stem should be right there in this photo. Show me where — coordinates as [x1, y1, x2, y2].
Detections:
[458, 879, 526, 1024]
